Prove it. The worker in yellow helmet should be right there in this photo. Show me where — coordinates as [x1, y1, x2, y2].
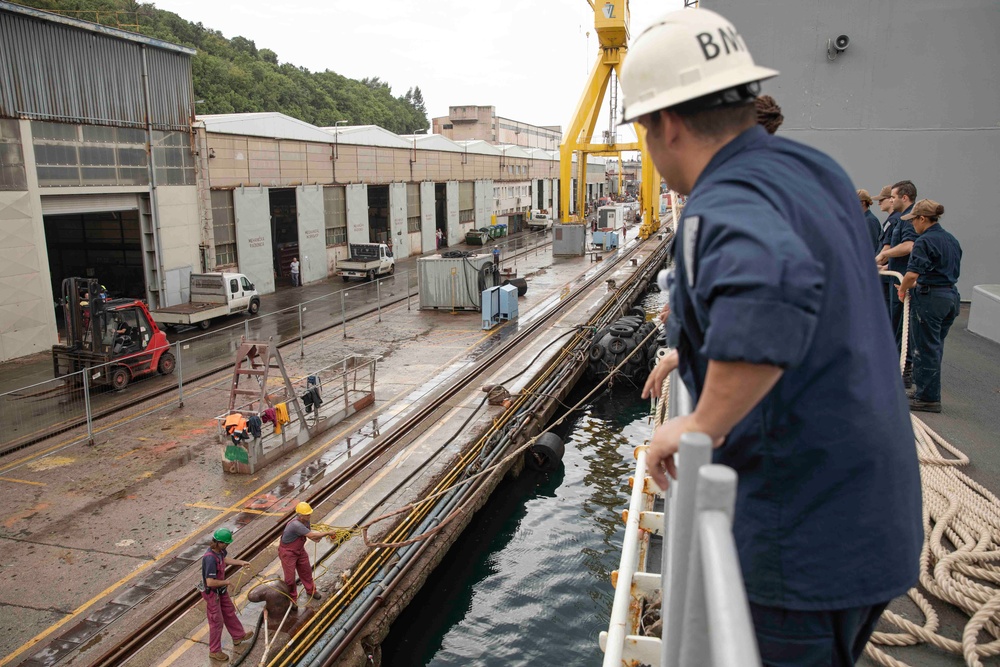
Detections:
[278, 501, 339, 604]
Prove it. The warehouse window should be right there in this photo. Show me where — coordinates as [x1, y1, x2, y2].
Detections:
[32, 121, 149, 187]
[323, 186, 347, 246]
[211, 190, 238, 268]
[406, 183, 421, 233]
[458, 182, 474, 224]
[0, 120, 27, 191]
[152, 131, 196, 186]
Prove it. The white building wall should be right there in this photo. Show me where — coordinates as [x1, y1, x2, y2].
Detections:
[0, 120, 57, 361]
[295, 185, 327, 284]
[389, 182, 409, 258]
[446, 181, 460, 245]
[0, 191, 55, 361]
[156, 185, 201, 304]
[233, 186, 275, 295]
[474, 180, 488, 228]
[345, 184, 369, 245]
[420, 181, 436, 253]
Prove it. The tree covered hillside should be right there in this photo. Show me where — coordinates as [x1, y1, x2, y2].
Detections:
[15, 0, 429, 133]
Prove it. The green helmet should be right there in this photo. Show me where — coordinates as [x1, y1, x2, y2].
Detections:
[213, 527, 234, 544]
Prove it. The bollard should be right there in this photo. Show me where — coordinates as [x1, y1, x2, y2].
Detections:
[406, 270, 411, 311]
[176, 342, 184, 408]
[82, 368, 94, 446]
[244, 319, 250, 340]
[377, 279, 382, 322]
[342, 291, 347, 339]
[298, 304, 305, 358]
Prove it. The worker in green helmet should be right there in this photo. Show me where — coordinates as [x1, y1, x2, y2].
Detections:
[201, 527, 254, 662]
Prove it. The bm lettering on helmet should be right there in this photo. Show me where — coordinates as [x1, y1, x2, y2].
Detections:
[696, 27, 745, 61]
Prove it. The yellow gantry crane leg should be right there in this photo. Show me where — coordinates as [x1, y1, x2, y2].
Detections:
[560, 0, 659, 228]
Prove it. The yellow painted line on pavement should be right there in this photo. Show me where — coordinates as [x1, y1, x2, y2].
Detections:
[0, 477, 46, 486]
[185, 502, 285, 517]
[0, 375, 228, 476]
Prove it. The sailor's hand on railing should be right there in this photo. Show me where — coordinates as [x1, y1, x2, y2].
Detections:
[641, 349, 679, 400]
[657, 301, 671, 323]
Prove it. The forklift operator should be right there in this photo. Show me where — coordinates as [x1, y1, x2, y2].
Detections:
[112, 317, 136, 354]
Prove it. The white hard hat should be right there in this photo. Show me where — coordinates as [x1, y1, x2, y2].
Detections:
[620, 8, 778, 123]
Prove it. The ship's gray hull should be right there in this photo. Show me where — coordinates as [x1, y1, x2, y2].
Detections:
[708, 0, 1000, 297]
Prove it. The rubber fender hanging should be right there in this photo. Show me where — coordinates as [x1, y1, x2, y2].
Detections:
[608, 337, 628, 355]
[629, 306, 647, 318]
[619, 316, 642, 327]
[648, 357, 658, 372]
[527, 432, 565, 472]
[631, 344, 647, 364]
[589, 344, 605, 361]
[609, 324, 633, 337]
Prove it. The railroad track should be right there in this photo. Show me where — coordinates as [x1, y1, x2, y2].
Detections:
[85, 233, 666, 667]
[0, 239, 554, 459]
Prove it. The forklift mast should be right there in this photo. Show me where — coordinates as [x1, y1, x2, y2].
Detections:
[61, 277, 106, 352]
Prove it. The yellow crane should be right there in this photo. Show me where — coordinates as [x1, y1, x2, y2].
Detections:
[559, 0, 659, 235]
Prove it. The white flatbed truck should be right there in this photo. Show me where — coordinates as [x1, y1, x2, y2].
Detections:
[337, 243, 395, 281]
[150, 272, 260, 330]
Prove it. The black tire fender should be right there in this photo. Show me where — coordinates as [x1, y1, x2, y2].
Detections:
[608, 337, 628, 355]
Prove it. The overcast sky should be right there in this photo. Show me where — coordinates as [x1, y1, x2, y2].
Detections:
[152, 0, 684, 146]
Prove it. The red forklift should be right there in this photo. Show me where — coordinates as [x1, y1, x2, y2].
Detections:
[52, 277, 175, 391]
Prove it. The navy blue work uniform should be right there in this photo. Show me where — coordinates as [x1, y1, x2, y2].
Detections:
[878, 212, 900, 317]
[667, 125, 921, 664]
[888, 206, 917, 363]
[863, 208, 881, 253]
[907, 224, 962, 403]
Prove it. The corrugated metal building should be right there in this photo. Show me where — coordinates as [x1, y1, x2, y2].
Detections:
[0, 1, 199, 361]
[0, 3, 608, 362]
[195, 113, 605, 290]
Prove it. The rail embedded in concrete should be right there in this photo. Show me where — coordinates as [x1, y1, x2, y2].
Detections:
[600, 371, 761, 667]
[265, 232, 673, 667]
[69, 230, 654, 667]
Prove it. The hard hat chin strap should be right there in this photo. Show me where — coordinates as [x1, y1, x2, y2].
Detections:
[672, 81, 761, 116]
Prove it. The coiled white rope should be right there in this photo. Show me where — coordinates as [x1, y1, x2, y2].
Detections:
[866, 273, 998, 667]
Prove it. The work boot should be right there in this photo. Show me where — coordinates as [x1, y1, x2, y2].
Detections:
[909, 399, 941, 413]
[234, 630, 254, 646]
[906, 387, 916, 399]
[308, 590, 323, 601]
[209, 651, 229, 661]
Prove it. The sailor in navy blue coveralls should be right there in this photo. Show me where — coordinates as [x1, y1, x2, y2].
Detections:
[895, 200, 962, 412]
[622, 11, 922, 664]
[660, 124, 923, 666]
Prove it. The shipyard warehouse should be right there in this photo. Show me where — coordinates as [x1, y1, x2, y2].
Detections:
[1, 1, 1000, 667]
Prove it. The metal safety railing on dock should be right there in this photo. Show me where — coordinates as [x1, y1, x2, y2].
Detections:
[600, 370, 760, 667]
[0, 229, 556, 457]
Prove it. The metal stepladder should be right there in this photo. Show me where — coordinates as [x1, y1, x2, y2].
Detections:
[221, 337, 312, 473]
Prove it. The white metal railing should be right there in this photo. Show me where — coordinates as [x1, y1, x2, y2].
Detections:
[600, 370, 761, 667]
